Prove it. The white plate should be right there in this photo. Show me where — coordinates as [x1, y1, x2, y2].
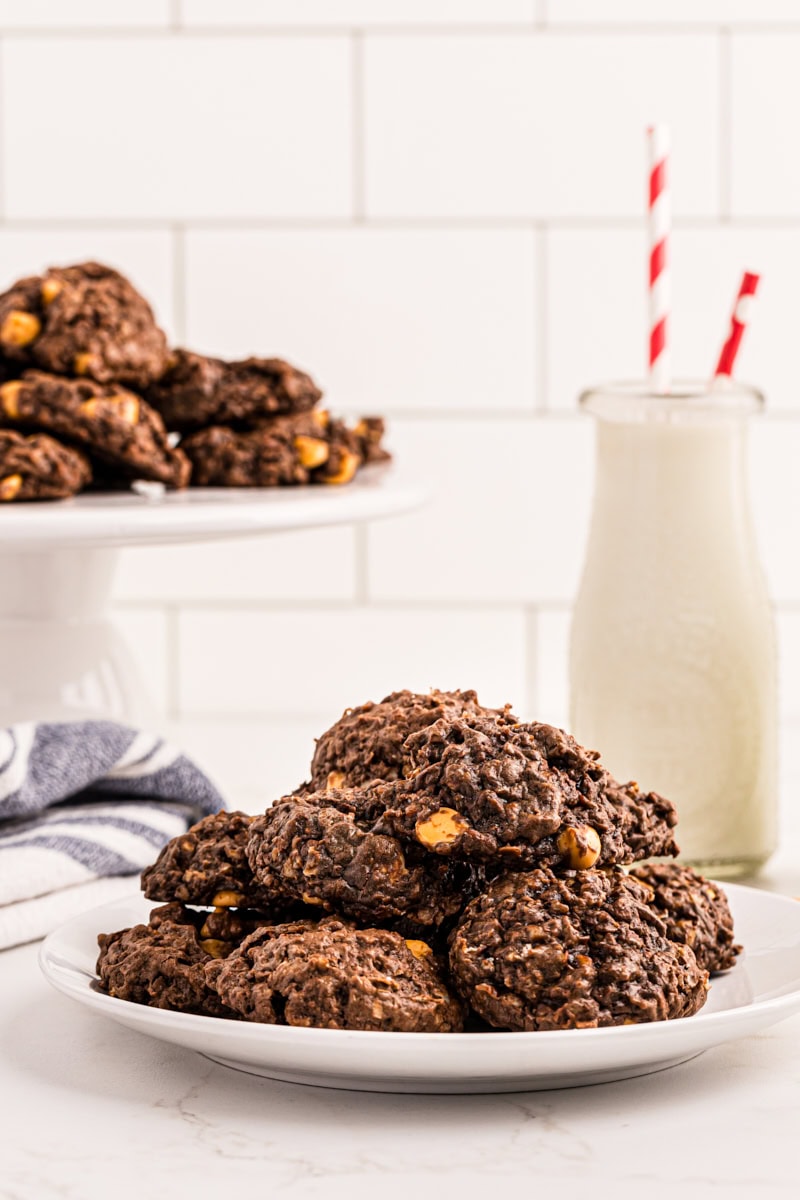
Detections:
[0, 467, 426, 549]
[39, 885, 800, 1094]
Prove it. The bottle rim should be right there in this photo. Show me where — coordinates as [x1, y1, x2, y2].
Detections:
[579, 379, 765, 421]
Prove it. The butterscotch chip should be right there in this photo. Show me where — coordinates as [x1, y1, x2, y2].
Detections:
[41, 278, 63, 306]
[449, 868, 708, 1031]
[405, 939, 433, 960]
[0, 430, 91, 501]
[73, 352, 96, 376]
[0, 261, 168, 387]
[211, 890, 245, 908]
[199, 939, 228, 959]
[79, 393, 140, 426]
[0, 310, 41, 348]
[0, 472, 22, 500]
[415, 807, 470, 848]
[1, 380, 23, 419]
[1, 370, 188, 488]
[207, 917, 464, 1032]
[556, 825, 602, 870]
[294, 434, 329, 469]
[629, 862, 741, 973]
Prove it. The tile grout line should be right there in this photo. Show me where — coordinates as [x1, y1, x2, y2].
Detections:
[310, 406, 800, 422]
[348, 28, 368, 608]
[115, 597, 576, 614]
[524, 606, 540, 718]
[3, 24, 800, 37]
[719, 27, 732, 221]
[165, 604, 181, 720]
[114, 594, 800, 627]
[171, 223, 187, 343]
[155, 708, 800, 726]
[535, 225, 548, 411]
[339, 408, 579, 420]
[354, 524, 369, 603]
[2, 215, 797, 231]
[351, 30, 366, 222]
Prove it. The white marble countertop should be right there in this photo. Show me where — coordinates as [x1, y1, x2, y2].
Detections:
[2, 852, 800, 1200]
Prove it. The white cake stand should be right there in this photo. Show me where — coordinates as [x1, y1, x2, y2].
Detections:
[0, 469, 425, 727]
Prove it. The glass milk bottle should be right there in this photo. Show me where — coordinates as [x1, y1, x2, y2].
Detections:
[569, 381, 777, 878]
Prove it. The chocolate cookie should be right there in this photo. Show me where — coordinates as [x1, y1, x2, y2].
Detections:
[141, 810, 278, 910]
[207, 916, 464, 1031]
[0, 429, 91, 500]
[180, 411, 336, 488]
[309, 689, 517, 792]
[247, 789, 482, 929]
[528, 723, 679, 863]
[629, 862, 740, 973]
[0, 371, 189, 487]
[352, 416, 391, 466]
[148, 900, 268, 950]
[605, 776, 681, 865]
[310, 415, 364, 485]
[0, 261, 168, 388]
[96, 903, 250, 1016]
[145, 349, 321, 431]
[449, 868, 708, 1031]
[381, 714, 678, 869]
[180, 407, 373, 488]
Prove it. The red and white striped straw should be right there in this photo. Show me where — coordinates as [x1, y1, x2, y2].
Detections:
[713, 271, 760, 381]
[647, 124, 671, 394]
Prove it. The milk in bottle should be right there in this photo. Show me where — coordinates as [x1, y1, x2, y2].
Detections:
[569, 382, 777, 878]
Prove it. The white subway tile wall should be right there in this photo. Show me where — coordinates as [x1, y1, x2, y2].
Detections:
[363, 34, 720, 219]
[0, 5, 797, 805]
[2, 37, 354, 219]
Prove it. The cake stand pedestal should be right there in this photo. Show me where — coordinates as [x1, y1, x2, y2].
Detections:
[0, 469, 425, 727]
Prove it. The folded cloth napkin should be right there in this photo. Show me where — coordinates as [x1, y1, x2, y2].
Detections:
[0, 720, 224, 950]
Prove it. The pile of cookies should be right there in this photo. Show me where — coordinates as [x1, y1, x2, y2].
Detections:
[97, 690, 740, 1033]
[0, 261, 388, 501]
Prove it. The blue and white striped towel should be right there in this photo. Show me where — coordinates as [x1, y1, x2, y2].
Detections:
[0, 721, 225, 950]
